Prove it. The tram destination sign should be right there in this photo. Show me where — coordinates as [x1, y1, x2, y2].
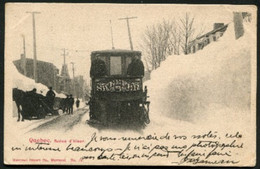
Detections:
[95, 78, 142, 92]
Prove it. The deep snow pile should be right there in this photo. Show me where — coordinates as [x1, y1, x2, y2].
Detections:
[145, 21, 254, 129]
[11, 62, 65, 98]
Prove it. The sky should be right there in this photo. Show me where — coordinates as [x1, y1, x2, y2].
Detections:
[5, 3, 241, 83]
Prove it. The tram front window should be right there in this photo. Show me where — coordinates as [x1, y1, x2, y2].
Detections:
[110, 56, 122, 75]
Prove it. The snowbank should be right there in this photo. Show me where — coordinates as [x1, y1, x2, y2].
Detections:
[145, 21, 254, 129]
[11, 62, 66, 98]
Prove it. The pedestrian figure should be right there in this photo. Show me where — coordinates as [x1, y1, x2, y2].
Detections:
[68, 94, 75, 114]
[26, 88, 38, 111]
[46, 87, 56, 111]
[76, 98, 80, 109]
[25, 88, 43, 118]
[27, 88, 39, 107]
[64, 95, 70, 114]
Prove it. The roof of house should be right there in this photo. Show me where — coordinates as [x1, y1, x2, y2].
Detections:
[189, 24, 229, 45]
[13, 58, 58, 69]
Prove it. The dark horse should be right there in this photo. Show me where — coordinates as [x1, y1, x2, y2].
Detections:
[13, 88, 25, 121]
[12, 88, 53, 121]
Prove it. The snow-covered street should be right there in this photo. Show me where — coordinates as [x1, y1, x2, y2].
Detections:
[29, 107, 88, 133]
[11, 106, 88, 134]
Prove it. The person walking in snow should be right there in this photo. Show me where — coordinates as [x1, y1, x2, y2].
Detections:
[46, 87, 56, 111]
[68, 94, 75, 114]
[63, 95, 70, 114]
[76, 98, 80, 109]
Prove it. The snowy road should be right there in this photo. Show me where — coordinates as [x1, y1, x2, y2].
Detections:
[29, 107, 88, 133]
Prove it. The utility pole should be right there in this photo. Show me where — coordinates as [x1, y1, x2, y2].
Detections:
[118, 16, 137, 50]
[110, 20, 115, 49]
[53, 68, 56, 91]
[82, 81, 86, 101]
[70, 62, 76, 97]
[21, 34, 27, 76]
[61, 48, 69, 93]
[26, 11, 40, 83]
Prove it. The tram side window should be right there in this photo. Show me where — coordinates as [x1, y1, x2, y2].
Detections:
[110, 56, 122, 75]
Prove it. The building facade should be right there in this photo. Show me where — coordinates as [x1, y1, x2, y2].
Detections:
[13, 58, 87, 99]
[13, 57, 59, 90]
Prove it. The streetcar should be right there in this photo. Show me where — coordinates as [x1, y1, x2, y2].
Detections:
[87, 49, 150, 129]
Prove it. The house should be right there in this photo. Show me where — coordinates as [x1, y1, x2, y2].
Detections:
[187, 23, 228, 54]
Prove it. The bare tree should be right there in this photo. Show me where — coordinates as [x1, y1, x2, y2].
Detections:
[179, 13, 195, 54]
[168, 22, 182, 55]
[141, 20, 173, 71]
[141, 13, 205, 71]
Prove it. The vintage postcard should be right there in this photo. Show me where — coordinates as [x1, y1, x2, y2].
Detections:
[4, 3, 257, 166]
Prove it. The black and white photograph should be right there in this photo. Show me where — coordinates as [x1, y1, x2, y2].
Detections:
[4, 3, 257, 166]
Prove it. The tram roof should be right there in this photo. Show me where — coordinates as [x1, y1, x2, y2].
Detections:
[91, 49, 141, 55]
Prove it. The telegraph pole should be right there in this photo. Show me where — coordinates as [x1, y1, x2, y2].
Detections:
[110, 20, 115, 49]
[70, 62, 76, 97]
[21, 35, 27, 76]
[118, 16, 137, 50]
[26, 11, 40, 83]
[53, 68, 56, 91]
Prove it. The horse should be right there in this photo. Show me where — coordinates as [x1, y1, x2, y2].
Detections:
[12, 88, 25, 121]
[13, 88, 47, 121]
[13, 88, 62, 121]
